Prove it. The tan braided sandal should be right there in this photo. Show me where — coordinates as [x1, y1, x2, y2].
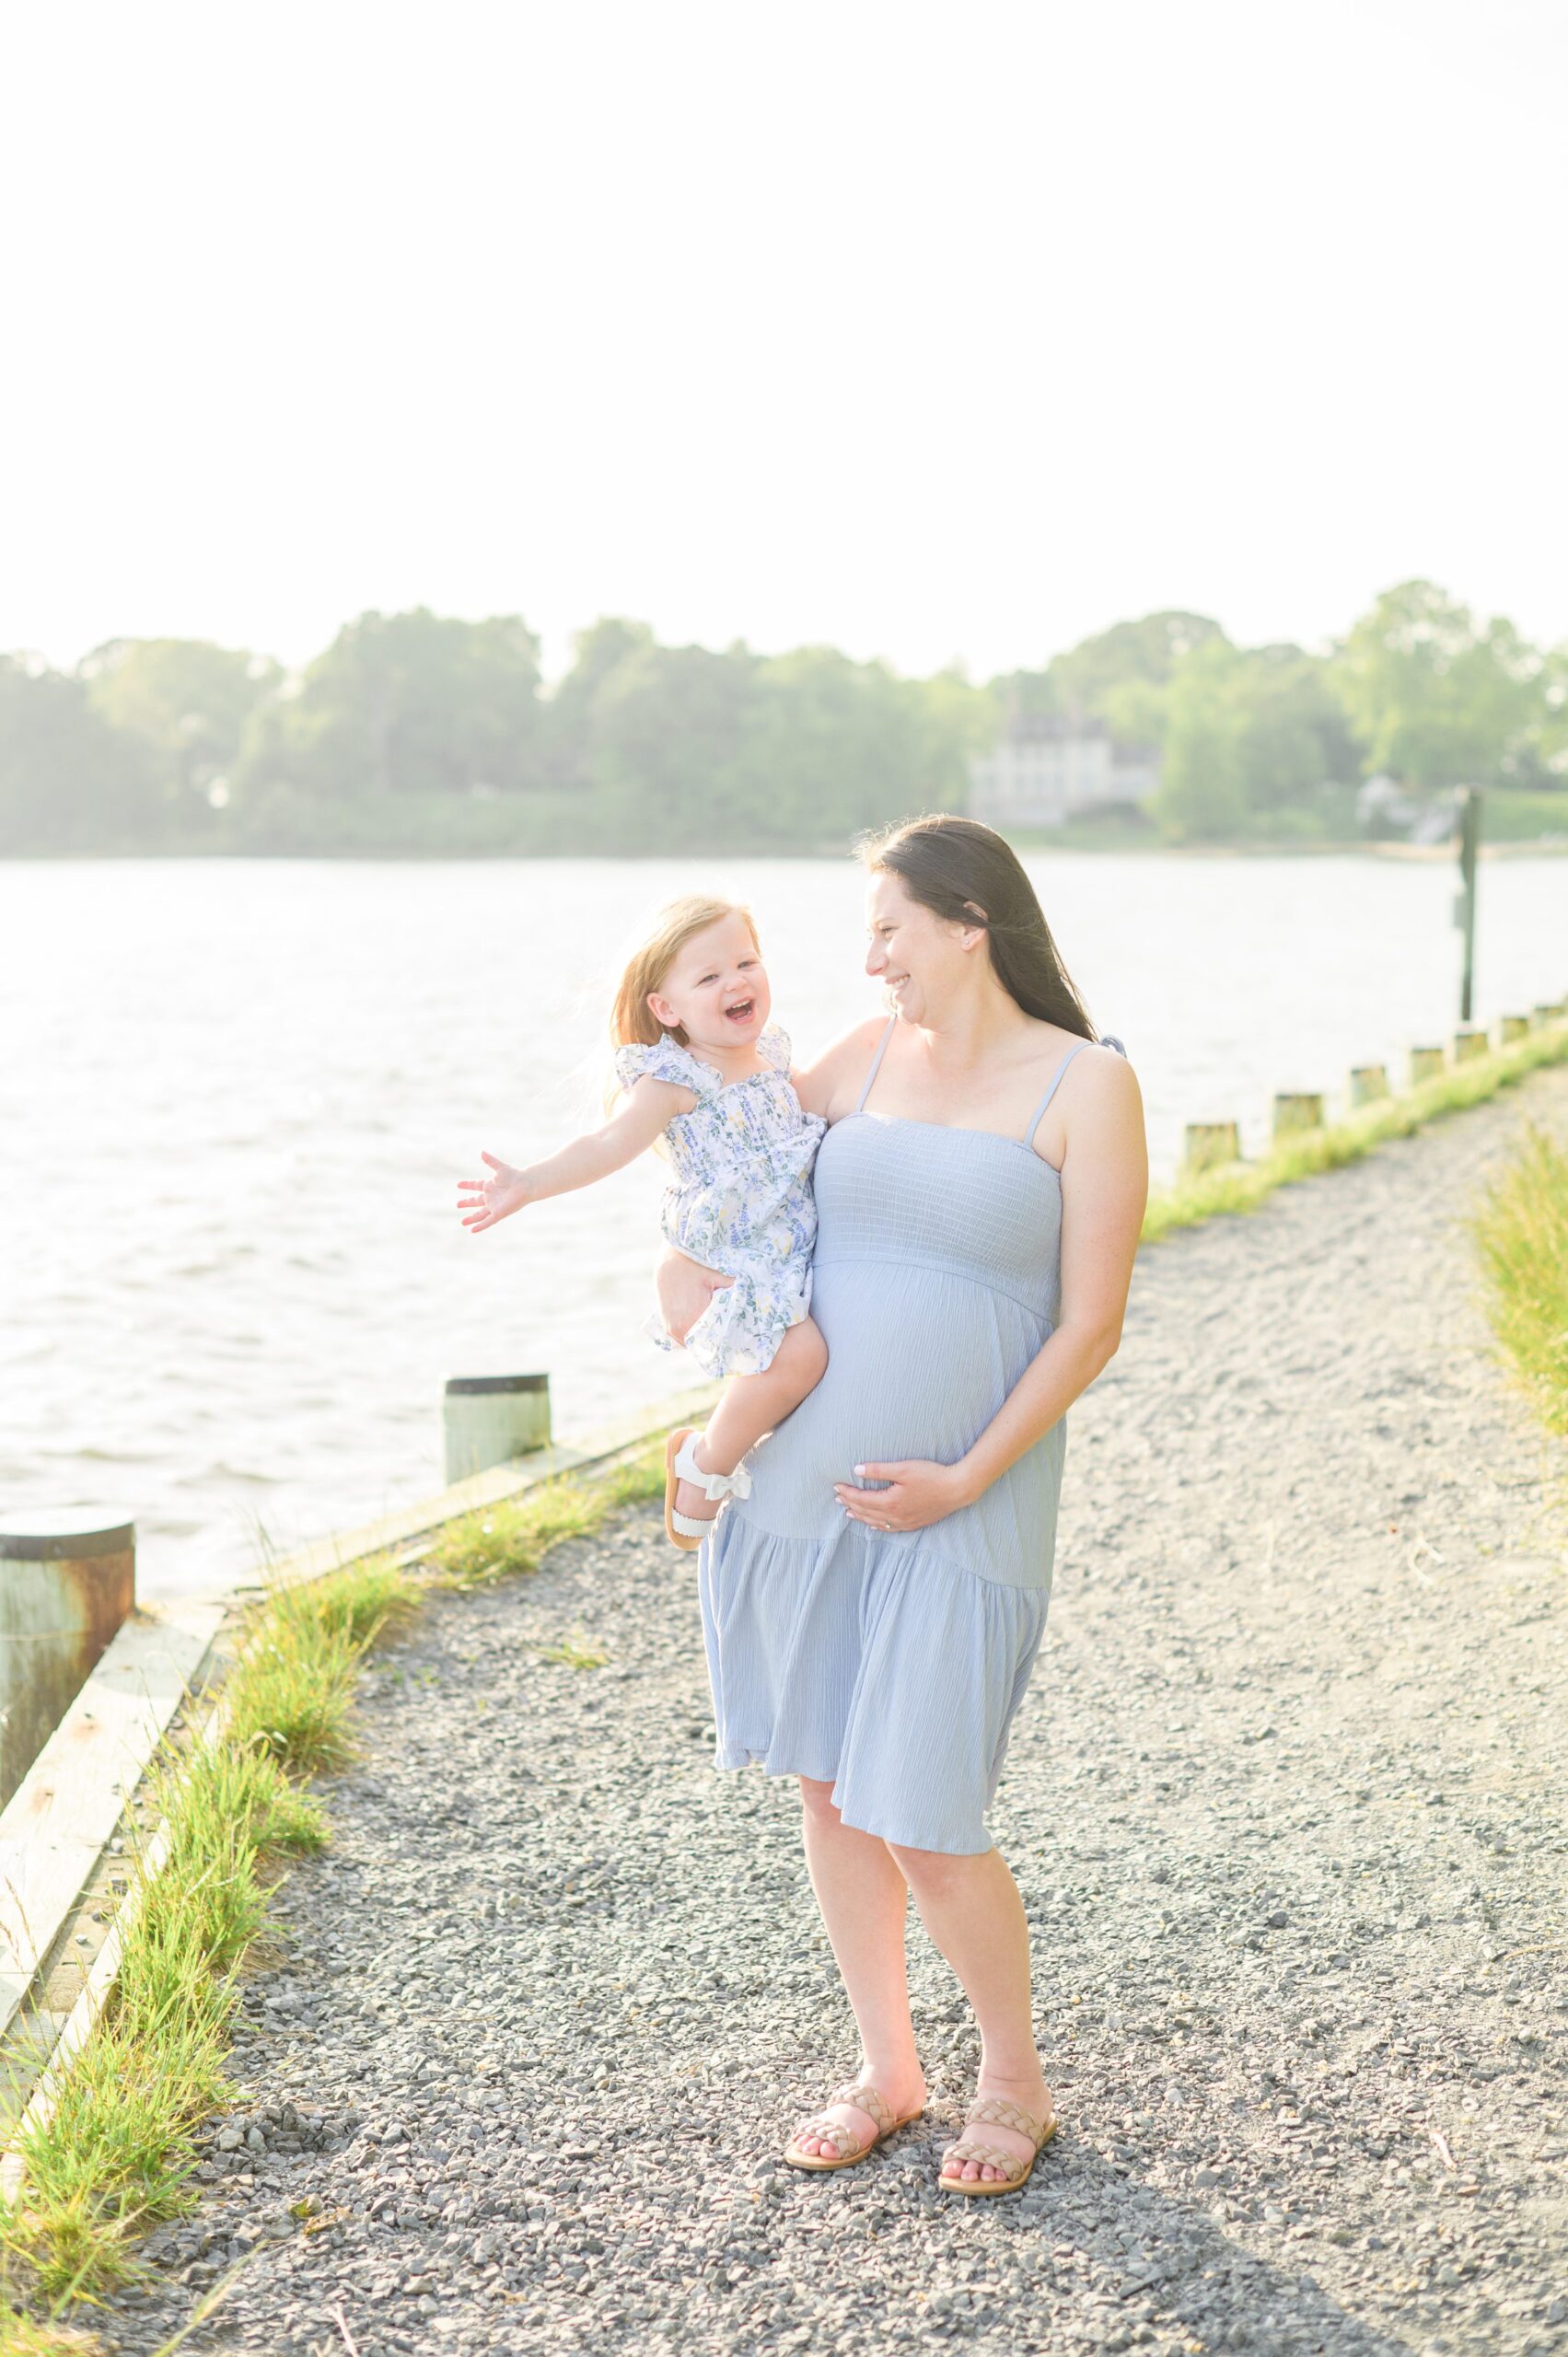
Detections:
[937, 2093, 1059, 2198]
[782, 2079, 923, 2174]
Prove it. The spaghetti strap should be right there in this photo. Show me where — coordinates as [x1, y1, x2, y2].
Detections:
[854, 1016, 899, 1112]
[1023, 1039, 1089, 1148]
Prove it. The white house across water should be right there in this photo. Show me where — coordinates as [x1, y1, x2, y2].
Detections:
[968, 715, 1160, 829]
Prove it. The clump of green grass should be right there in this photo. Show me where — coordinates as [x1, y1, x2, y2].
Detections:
[1470, 1120, 1568, 1436]
[424, 1444, 665, 1592]
[1144, 1020, 1568, 1243]
[0, 1553, 414, 2308]
[535, 1630, 610, 1669]
[223, 1555, 417, 1774]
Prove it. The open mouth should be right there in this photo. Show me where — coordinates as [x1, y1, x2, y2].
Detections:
[724, 997, 758, 1025]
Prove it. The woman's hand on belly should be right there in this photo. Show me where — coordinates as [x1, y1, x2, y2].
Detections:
[834, 1458, 975, 1535]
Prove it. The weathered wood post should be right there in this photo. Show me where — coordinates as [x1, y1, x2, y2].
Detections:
[1182, 1121, 1242, 1173]
[1452, 1028, 1489, 1063]
[0, 1509, 135, 1809]
[1409, 1046, 1446, 1085]
[1347, 1065, 1390, 1107]
[1537, 999, 1568, 1024]
[443, 1375, 552, 1485]
[1272, 1093, 1324, 1141]
[1498, 1014, 1532, 1044]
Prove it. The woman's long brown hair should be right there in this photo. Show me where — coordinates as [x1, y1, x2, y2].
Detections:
[860, 813, 1100, 1040]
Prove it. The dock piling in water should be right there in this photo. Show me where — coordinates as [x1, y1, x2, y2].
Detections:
[0, 1509, 135, 1808]
[1347, 1065, 1390, 1107]
[1272, 1093, 1324, 1140]
[1183, 1121, 1242, 1173]
[1452, 1028, 1488, 1063]
[443, 1375, 552, 1485]
[1409, 1046, 1446, 1084]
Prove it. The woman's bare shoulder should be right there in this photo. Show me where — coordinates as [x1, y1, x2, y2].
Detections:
[792, 1014, 889, 1118]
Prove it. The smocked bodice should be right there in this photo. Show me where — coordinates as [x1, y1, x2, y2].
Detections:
[812, 1110, 1064, 1328]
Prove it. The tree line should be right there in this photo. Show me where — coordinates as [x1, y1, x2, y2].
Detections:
[2, 579, 1563, 855]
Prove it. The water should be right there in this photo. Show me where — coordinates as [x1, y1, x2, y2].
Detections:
[2, 853, 1562, 1603]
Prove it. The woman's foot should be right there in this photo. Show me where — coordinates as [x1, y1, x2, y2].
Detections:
[787, 2063, 926, 2165]
[940, 2068, 1056, 2186]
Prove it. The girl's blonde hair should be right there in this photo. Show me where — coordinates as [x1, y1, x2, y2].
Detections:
[610, 895, 761, 1051]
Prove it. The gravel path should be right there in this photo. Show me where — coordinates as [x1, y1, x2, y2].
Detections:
[99, 1070, 1568, 2357]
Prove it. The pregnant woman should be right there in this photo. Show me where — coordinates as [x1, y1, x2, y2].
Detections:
[657, 813, 1147, 2196]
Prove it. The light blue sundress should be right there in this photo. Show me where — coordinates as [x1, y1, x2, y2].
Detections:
[614, 1023, 827, 1380]
[698, 1017, 1129, 1855]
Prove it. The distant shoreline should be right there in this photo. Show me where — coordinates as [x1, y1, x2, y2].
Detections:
[4, 836, 1565, 864]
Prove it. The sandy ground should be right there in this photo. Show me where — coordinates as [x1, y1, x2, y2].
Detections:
[94, 1066, 1568, 2357]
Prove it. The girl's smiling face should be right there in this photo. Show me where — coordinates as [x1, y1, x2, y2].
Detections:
[647, 911, 771, 1051]
[864, 870, 980, 1025]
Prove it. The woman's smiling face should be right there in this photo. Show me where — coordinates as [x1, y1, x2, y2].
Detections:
[864, 870, 978, 1024]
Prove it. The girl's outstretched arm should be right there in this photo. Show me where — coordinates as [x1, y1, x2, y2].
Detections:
[458, 1076, 693, 1233]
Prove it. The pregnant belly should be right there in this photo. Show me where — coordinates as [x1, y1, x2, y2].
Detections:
[738, 1258, 1066, 1589]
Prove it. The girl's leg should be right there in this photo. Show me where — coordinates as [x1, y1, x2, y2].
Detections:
[886, 1841, 1051, 2185]
[675, 1317, 827, 1525]
[789, 1779, 926, 2158]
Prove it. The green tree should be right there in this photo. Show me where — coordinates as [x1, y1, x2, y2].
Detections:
[544, 618, 656, 791]
[587, 639, 760, 842]
[0, 656, 154, 851]
[1049, 610, 1226, 747]
[81, 637, 279, 821]
[1155, 639, 1250, 839]
[1229, 644, 1364, 811]
[235, 609, 544, 807]
[1330, 580, 1539, 789]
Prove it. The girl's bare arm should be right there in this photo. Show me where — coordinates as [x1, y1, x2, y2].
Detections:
[459, 1078, 692, 1232]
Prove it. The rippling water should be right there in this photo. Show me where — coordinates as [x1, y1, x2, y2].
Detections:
[2, 852, 1562, 1602]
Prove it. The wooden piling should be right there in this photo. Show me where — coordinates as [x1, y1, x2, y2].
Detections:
[1272, 1093, 1324, 1140]
[1452, 1028, 1488, 1063]
[1347, 1065, 1390, 1107]
[1497, 1014, 1532, 1044]
[1409, 1046, 1446, 1085]
[443, 1375, 552, 1486]
[0, 1510, 135, 1809]
[1182, 1121, 1242, 1174]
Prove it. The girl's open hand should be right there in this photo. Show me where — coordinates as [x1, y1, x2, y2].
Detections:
[834, 1459, 972, 1535]
[457, 1151, 533, 1233]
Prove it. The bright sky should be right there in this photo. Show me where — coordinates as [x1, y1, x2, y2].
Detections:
[5, 0, 1565, 684]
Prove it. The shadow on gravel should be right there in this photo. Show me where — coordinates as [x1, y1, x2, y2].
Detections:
[1007, 2131, 1419, 2356]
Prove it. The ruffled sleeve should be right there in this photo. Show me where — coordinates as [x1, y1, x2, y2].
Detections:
[756, 1023, 793, 1074]
[1100, 1032, 1128, 1058]
[614, 1032, 717, 1099]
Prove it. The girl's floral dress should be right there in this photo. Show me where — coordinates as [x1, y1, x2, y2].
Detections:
[614, 1024, 827, 1378]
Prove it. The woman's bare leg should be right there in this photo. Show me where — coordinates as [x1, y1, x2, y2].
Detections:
[888, 1840, 1051, 2185]
[788, 1779, 926, 2159]
[675, 1318, 827, 1525]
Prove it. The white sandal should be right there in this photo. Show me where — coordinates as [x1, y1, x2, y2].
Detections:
[662, 1427, 752, 1551]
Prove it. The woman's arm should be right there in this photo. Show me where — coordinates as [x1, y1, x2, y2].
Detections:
[458, 1079, 691, 1233]
[836, 1051, 1147, 1531]
[790, 1015, 890, 1121]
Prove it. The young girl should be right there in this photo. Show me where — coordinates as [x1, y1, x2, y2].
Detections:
[456, 895, 829, 1548]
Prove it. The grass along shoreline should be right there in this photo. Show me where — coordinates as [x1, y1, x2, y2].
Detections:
[1143, 1016, 1568, 1242]
[0, 1449, 664, 2345]
[1470, 1120, 1568, 1438]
